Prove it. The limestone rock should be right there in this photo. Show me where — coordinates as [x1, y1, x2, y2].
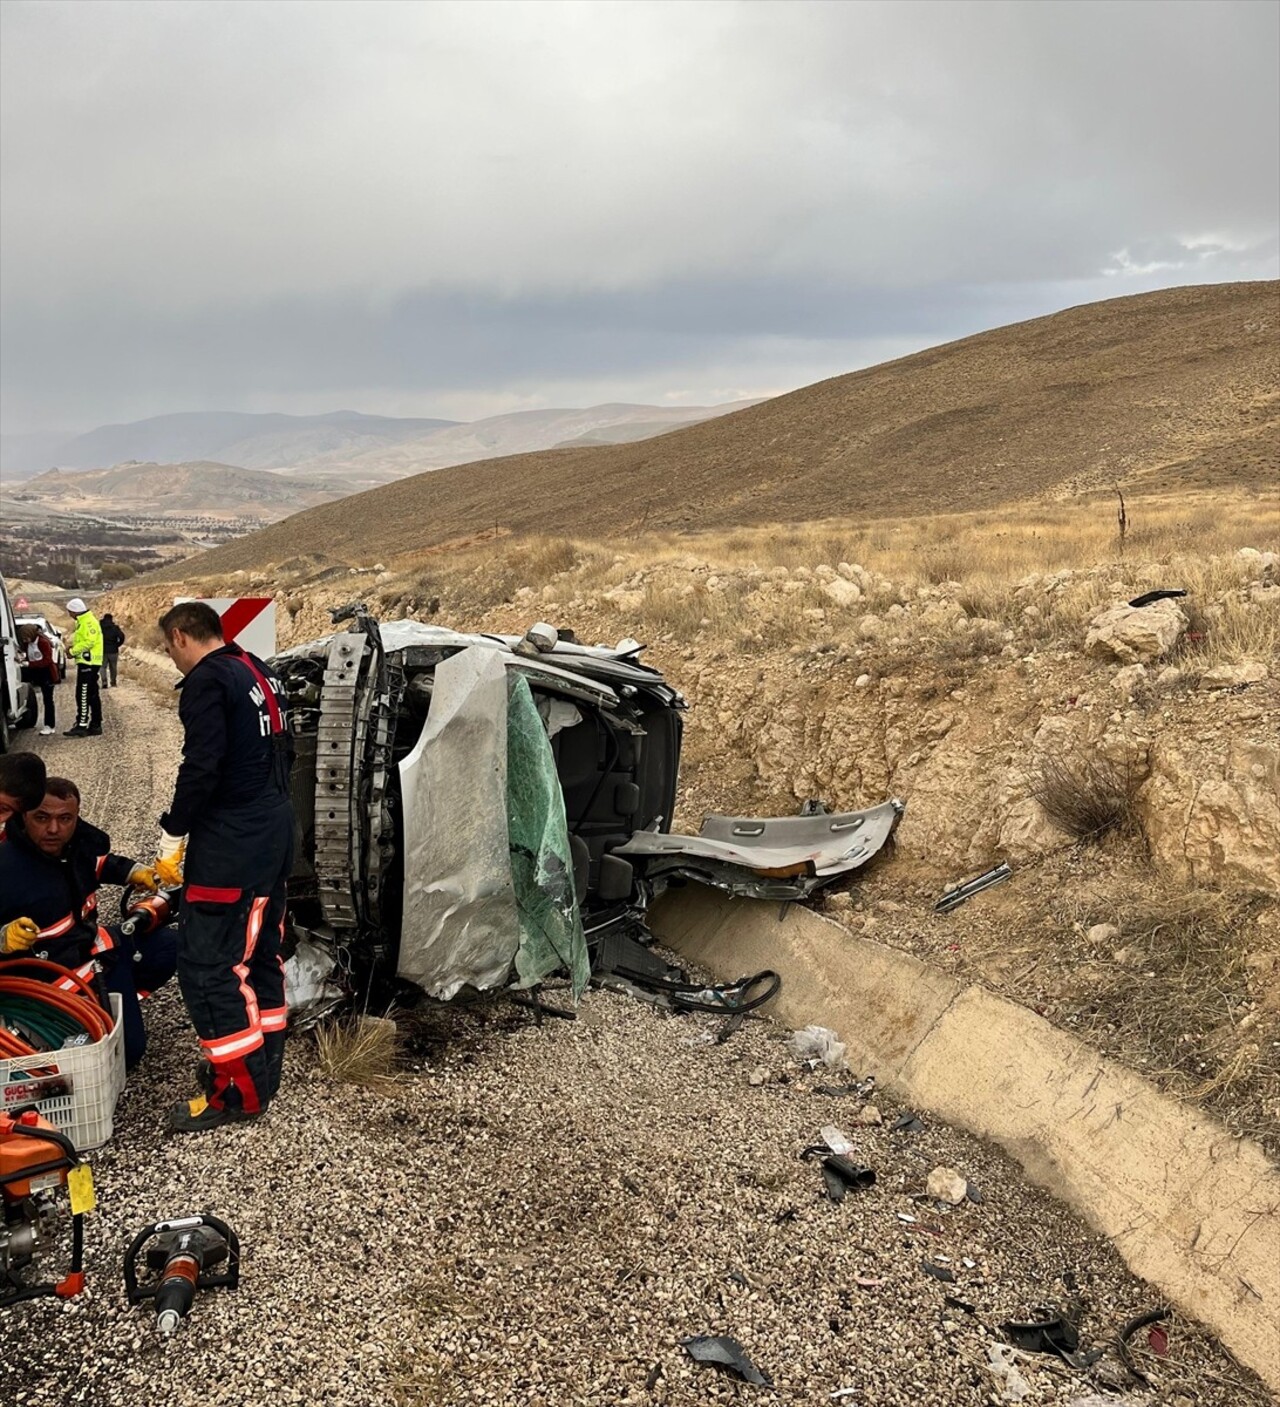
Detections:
[1085, 599, 1187, 663]
[1110, 664, 1147, 698]
[1199, 659, 1269, 690]
[1139, 740, 1280, 893]
[926, 1165, 968, 1205]
[821, 577, 863, 609]
[856, 1103, 883, 1126]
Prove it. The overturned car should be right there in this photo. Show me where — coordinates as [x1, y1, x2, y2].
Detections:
[272, 606, 901, 1010]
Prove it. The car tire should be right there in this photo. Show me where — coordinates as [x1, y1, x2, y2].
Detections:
[0, 689, 11, 755]
[18, 690, 38, 730]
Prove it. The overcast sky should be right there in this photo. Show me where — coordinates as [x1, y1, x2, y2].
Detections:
[1, 0, 1276, 434]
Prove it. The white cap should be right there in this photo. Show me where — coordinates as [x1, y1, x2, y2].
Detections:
[66, 597, 88, 615]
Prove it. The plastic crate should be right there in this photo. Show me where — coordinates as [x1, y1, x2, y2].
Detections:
[0, 994, 126, 1152]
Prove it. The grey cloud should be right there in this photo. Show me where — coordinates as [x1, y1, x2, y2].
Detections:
[1, 0, 1276, 432]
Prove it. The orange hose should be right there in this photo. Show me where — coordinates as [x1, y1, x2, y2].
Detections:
[0, 957, 104, 1007]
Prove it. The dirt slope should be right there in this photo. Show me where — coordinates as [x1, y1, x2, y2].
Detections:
[145, 280, 1278, 581]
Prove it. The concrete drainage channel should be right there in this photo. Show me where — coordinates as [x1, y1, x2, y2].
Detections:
[649, 885, 1280, 1393]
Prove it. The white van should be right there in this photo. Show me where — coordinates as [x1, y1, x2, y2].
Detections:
[0, 572, 37, 751]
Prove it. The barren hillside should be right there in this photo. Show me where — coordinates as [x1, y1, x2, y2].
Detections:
[9, 459, 339, 521]
[145, 280, 1278, 581]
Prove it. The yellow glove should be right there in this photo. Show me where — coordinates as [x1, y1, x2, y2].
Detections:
[127, 864, 159, 893]
[153, 830, 187, 888]
[1, 918, 40, 955]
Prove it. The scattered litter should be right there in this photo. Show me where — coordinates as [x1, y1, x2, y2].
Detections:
[921, 1260, 957, 1284]
[854, 1275, 884, 1289]
[820, 1124, 854, 1156]
[1117, 1307, 1171, 1383]
[945, 1294, 978, 1314]
[986, 1343, 1031, 1403]
[1001, 1305, 1103, 1369]
[935, 861, 1012, 913]
[819, 1156, 877, 1203]
[926, 1165, 969, 1205]
[680, 1335, 772, 1386]
[789, 1025, 847, 1069]
[1128, 588, 1187, 608]
[891, 1111, 925, 1133]
[1001, 1305, 1079, 1357]
[774, 1206, 798, 1224]
[1147, 1324, 1169, 1357]
[896, 1212, 918, 1224]
[814, 1076, 875, 1099]
[962, 1258, 977, 1269]
[965, 1181, 985, 1205]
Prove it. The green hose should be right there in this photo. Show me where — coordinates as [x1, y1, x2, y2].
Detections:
[0, 995, 85, 1052]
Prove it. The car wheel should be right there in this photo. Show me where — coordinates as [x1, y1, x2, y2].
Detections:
[18, 689, 38, 730]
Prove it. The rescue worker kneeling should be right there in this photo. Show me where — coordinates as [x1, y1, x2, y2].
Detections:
[0, 777, 176, 1068]
[155, 601, 294, 1134]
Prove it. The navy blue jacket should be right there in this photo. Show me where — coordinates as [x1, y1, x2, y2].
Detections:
[161, 644, 292, 836]
[0, 816, 135, 971]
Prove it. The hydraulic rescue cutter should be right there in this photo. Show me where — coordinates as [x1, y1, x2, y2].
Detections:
[1, 1110, 92, 1307]
[125, 1214, 240, 1336]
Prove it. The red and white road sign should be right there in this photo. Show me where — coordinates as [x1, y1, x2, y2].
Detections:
[175, 597, 276, 658]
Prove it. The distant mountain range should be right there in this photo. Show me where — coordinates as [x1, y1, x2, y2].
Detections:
[0, 401, 756, 488]
[9, 460, 339, 520]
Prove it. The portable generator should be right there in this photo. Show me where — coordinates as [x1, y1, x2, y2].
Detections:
[1, 1110, 90, 1306]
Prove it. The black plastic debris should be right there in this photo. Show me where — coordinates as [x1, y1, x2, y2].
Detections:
[820, 1157, 877, 1203]
[965, 1181, 985, 1205]
[921, 1260, 957, 1284]
[1001, 1305, 1104, 1369]
[1128, 588, 1187, 608]
[680, 1335, 773, 1386]
[773, 1205, 798, 1224]
[945, 1294, 978, 1315]
[892, 1112, 926, 1133]
[1001, 1306, 1079, 1356]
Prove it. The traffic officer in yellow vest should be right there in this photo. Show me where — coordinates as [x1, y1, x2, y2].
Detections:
[64, 598, 104, 737]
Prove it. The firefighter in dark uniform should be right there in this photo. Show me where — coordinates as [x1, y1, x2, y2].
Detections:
[154, 601, 294, 1133]
[0, 776, 172, 1068]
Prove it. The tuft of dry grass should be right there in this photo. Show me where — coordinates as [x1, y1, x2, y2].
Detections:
[315, 1013, 402, 1092]
[1029, 750, 1144, 843]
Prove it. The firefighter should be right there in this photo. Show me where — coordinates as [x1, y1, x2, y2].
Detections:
[154, 601, 294, 1133]
[64, 597, 104, 737]
[0, 777, 173, 1068]
[0, 751, 46, 831]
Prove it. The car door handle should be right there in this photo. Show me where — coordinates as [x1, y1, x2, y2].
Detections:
[829, 819, 864, 833]
[731, 824, 766, 837]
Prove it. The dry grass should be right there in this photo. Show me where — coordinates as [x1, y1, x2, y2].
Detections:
[1029, 750, 1145, 844]
[315, 1013, 402, 1093]
[1056, 890, 1279, 1148]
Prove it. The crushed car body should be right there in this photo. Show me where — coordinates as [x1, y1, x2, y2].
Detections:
[271, 607, 902, 1010]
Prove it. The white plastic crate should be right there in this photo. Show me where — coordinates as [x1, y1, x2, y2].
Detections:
[1, 994, 126, 1151]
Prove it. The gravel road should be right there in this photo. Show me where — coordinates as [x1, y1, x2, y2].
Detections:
[5, 672, 1270, 1406]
